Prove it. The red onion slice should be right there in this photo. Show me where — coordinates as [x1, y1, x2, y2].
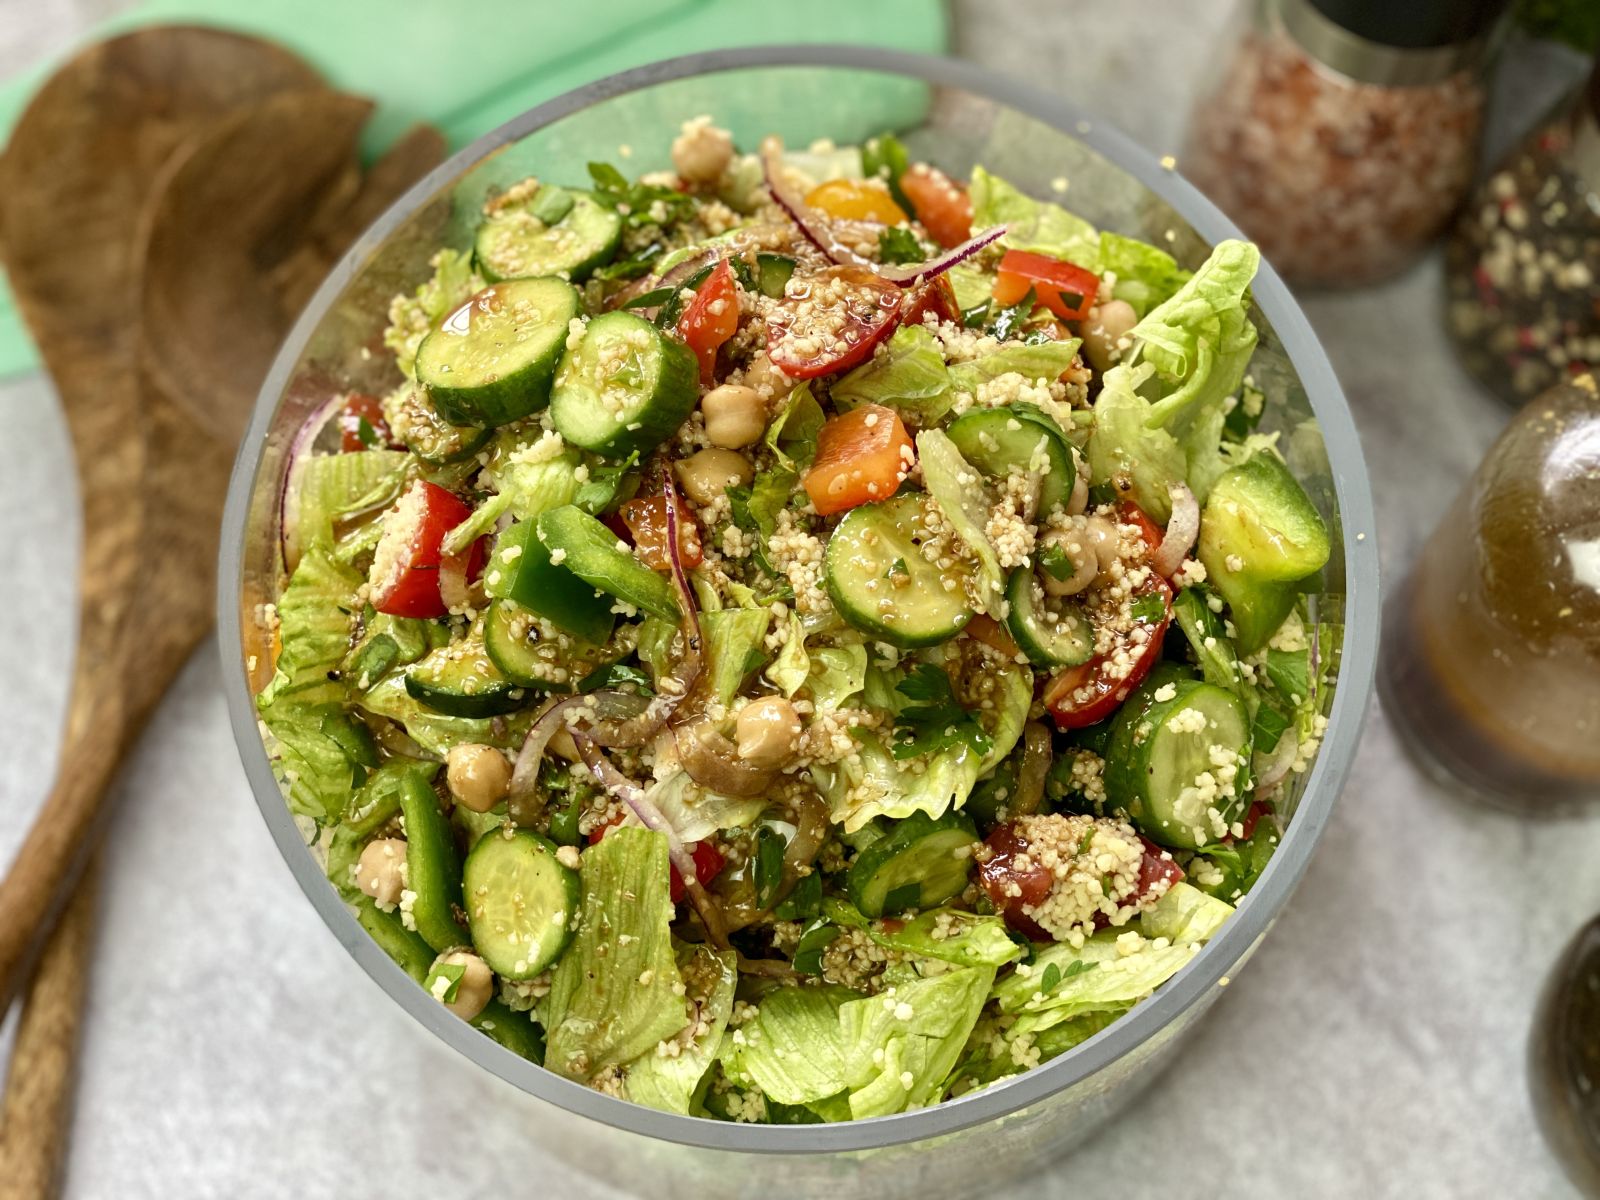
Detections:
[759, 138, 868, 267]
[673, 719, 774, 798]
[508, 691, 651, 799]
[869, 224, 1008, 287]
[1152, 483, 1200, 579]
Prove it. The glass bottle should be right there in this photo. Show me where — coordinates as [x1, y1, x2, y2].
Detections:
[1379, 372, 1600, 812]
[1444, 55, 1600, 407]
[1183, 0, 1508, 288]
[1530, 915, 1600, 1194]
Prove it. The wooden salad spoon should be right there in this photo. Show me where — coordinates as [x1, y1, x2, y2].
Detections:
[0, 27, 441, 1196]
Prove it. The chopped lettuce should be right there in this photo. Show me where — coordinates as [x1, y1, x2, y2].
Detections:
[969, 166, 1100, 270]
[806, 644, 868, 709]
[646, 771, 765, 843]
[1140, 881, 1235, 945]
[992, 929, 1200, 1033]
[946, 263, 993, 312]
[702, 606, 771, 705]
[284, 450, 410, 571]
[1086, 362, 1186, 522]
[946, 1006, 1125, 1095]
[839, 966, 995, 1117]
[946, 337, 1082, 396]
[1099, 231, 1189, 317]
[916, 429, 1004, 612]
[383, 248, 483, 378]
[826, 901, 1022, 969]
[544, 828, 689, 1082]
[765, 384, 825, 471]
[624, 945, 736, 1114]
[766, 609, 840, 698]
[831, 325, 952, 424]
[721, 985, 855, 1107]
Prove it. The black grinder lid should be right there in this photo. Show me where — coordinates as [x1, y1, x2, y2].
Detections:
[1306, 0, 1509, 48]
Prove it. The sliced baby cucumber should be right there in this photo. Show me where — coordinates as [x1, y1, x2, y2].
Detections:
[946, 406, 1075, 514]
[1197, 452, 1330, 655]
[483, 599, 619, 691]
[846, 809, 978, 918]
[472, 999, 546, 1063]
[1102, 671, 1252, 851]
[825, 493, 973, 648]
[549, 311, 698, 459]
[416, 278, 581, 428]
[404, 637, 524, 718]
[491, 519, 616, 646]
[1003, 567, 1094, 668]
[462, 827, 579, 979]
[475, 188, 622, 283]
[396, 772, 467, 952]
[389, 387, 492, 464]
[1171, 586, 1242, 692]
[536, 504, 680, 622]
[757, 252, 797, 298]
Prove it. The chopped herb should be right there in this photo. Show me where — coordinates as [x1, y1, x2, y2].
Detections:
[878, 226, 925, 265]
[423, 960, 466, 1004]
[861, 132, 911, 209]
[886, 557, 909, 580]
[728, 255, 757, 292]
[792, 918, 840, 976]
[621, 286, 674, 310]
[891, 663, 994, 761]
[594, 242, 664, 283]
[774, 870, 822, 921]
[578, 662, 654, 694]
[574, 453, 640, 515]
[1251, 693, 1292, 755]
[1076, 827, 1095, 855]
[586, 161, 694, 231]
[1040, 544, 1075, 582]
[1223, 378, 1267, 441]
[986, 287, 1035, 341]
[754, 826, 786, 910]
[1130, 593, 1167, 625]
[1264, 647, 1311, 705]
[1061, 958, 1096, 980]
[1040, 962, 1062, 992]
[961, 301, 992, 329]
[355, 416, 380, 448]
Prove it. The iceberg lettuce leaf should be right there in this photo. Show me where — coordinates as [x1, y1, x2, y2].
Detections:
[1139, 881, 1235, 945]
[826, 900, 1022, 969]
[916, 429, 1004, 613]
[624, 945, 736, 1114]
[831, 325, 952, 424]
[1100, 231, 1189, 317]
[383, 248, 483, 378]
[721, 984, 856, 1106]
[969, 167, 1100, 270]
[991, 929, 1200, 1028]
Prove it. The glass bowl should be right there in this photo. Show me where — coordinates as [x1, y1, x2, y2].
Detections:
[218, 45, 1378, 1195]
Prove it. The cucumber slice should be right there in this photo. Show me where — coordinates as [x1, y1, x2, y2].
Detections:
[474, 188, 622, 283]
[825, 493, 973, 648]
[462, 828, 579, 979]
[416, 278, 581, 428]
[389, 387, 492, 464]
[1003, 567, 1094, 668]
[946, 407, 1075, 513]
[1102, 673, 1252, 850]
[1171, 586, 1242, 691]
[472, 999, 546, 1063]
[483, 599, 618, 691]
[549, 311, 698, 459]
[1197, 452, 1330, 655]
[846, 809, 978, 918]
[492, 519, 616, 645]
[396, 772, 467, 952]
[536, 504, 680, 622]
[757, 252, 796, 298]
[404, 638, 525, 718]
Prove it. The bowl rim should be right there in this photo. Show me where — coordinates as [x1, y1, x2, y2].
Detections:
[219, 42, 1379, 1154]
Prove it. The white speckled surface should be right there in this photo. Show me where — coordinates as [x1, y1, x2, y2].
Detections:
[2, 3, 1597, 1196]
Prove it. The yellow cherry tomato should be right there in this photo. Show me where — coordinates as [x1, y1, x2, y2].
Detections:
[803, 178, 909, 225]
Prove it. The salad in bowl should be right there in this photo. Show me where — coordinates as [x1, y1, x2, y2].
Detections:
[253, 116, 1333, 1124]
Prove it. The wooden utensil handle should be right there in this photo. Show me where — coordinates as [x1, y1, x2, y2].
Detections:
[0, 854, 101, 1200]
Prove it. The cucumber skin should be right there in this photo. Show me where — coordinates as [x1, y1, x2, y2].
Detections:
[1003, 567, 1093, 668]
[1198, 453, 1330, 656]
[474, 191, 621, 284]
[417, 278, 581, 428]
[471, 1000, 546, 1064]
[462, 829, 578, 979]
[846, 809, 978, 918]
[824, 495, 972, 649]
[396, 773, 468, 953]
[549, 312, 699, 460]
[536, 505, 680, 622]
[946, 407, 1075, 513]
[1102, 671, 1251, 851]
[494, 520, 617, 646]
[355, 897, 435, 982]
[403, 642, 524, 719]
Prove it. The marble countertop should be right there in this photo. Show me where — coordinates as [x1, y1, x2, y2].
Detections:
[2, 2, 1595, 1196]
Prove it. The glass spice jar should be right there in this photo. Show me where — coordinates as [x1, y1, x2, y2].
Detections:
[1444, 56, 1600, 406]
[1379, 372, 1600, 814]
[1529, 914, 1600, 1195]
[1184, 0, 1508, 288]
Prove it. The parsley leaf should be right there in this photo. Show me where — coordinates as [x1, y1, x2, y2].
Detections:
[586, 161, 694, 231]
[986, 287, 1035, 341]
[878, 226, 925, 265]
[594, 242, 664, 282]
[1264, 647, 1311, 705]
[1040, 544, 1075, 582]
[1040, 962, 1062, 992]
[1130, 593, 1167, 625]
[774, 870, 822, 921]
[754, 826, 786, 910]
[891, 663, 994, 761]
[578, 662, 654, 694]
[355, 416, 379, 448]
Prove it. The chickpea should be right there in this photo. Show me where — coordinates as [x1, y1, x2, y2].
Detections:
[671, 117, 733, 185]
[446, 743, 511, 813]
[736, 696, 802, 768]
[675, 447, 753, 506]
[1085, 513, 1123, 579]
[701, 384, 767, 449]
[1041, 526, 1099, 598]
[355, 838, 407, 908]
[432, 949, 494, 1021]
[1081, 299, 1138, 374]
[738, 352, 796, 403]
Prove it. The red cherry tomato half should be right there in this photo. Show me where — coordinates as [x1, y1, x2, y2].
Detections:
[900, 275, 960, 329]
[589, 818, 724, 904]
[992, 249, 1100, 323]
[899, 163, 973, 249]
[677, 259, 740, 385]
[767, 265, 903, 380]
[1136, 837, 1185, 899]
[1045, 503, 1172, 730]
[976, 821, 1053, 941]
[368, 480, 474, 618]
[338, 393, 393, 453]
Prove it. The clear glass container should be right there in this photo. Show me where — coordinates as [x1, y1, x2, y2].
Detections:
[216, 47, 1379, 1192]
[1444, 57, 1600, 406]
[1380, 372, 1600, 812]
[1184, 0, 1505, 288]
[1530, 914, 1600, 1195]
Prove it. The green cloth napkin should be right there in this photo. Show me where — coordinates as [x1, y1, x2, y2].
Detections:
[0, 0, 947, 377]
